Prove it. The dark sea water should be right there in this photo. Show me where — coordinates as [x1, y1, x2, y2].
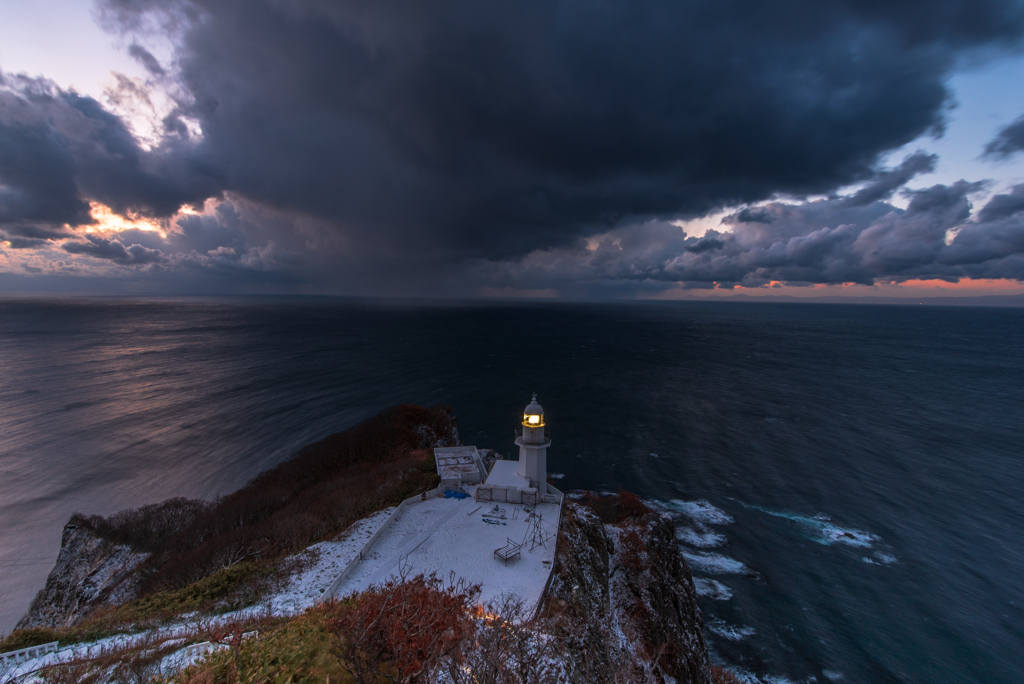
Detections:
[1, 296, 1021, 683]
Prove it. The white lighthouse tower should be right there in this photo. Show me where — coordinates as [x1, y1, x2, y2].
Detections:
[515, 394, 550, 494]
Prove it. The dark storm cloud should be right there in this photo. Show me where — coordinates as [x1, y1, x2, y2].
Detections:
[480, 171, 1024, 292]
[62, 235, 165, 264]
[983, 115, 1024, 159]
[1, 236, 48, 249]
[0, 73, 219, 230]
[3, 0, 1024, 293]
[977, 184, 1024, 222]
[838, 152, 938, 207]
[2, 224, 74, 240]
[685, 238, 726, 254]
[734, 209, 776, 225]
[89, 0, 1024, 263]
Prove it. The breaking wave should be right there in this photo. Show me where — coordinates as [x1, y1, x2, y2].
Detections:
[693, 577, 733, 600]
[659, 499, 735, 525]
[676, 524, 728, 548]
[682, 550, 751, 575]
[862, 551, 898, 565]
[748, 507, 879, 548]
[709, 621, 757, 641]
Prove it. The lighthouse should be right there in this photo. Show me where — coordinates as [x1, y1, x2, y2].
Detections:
[515, 394, 550, 493]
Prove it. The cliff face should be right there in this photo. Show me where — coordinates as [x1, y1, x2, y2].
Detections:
[541, 503, 713, 684]
[17, 522, 147, 630]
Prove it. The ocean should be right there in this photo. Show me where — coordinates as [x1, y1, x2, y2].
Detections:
[0, 296, 1021, 682]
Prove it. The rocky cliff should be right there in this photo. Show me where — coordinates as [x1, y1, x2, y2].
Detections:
[17, 522, 147, 630]
[541, 501, 713, 684]
[8, 497, 716, 684]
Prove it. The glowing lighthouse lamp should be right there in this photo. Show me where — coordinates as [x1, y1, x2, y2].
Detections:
[515, 394, 551, 493]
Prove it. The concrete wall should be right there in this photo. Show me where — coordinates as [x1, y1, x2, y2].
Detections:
[320, 485, 447, 600]
[475, 484, 539, 505]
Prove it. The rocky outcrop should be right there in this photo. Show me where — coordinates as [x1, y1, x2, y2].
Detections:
[17, 522, 147, 629]
[540, 503, 713, 684]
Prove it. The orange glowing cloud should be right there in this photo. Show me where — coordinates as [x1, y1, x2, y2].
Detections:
[652, 278, 1024, 300]
[81, 202, 166, 237]
[884, 278, 1024, 291]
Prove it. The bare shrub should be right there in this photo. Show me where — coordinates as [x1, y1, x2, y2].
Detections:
[136, 404, 457, 597]
[33, 630, 198, 684]
[327, 572, 480, 684]
[579, 490, 653, 525]
[68, 498, 212, 553]
[711, 665, 745, 684]
[446, 594, 561, 684]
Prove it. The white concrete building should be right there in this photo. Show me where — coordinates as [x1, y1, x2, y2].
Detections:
[478, 395, 556, 505]
[433, 446, 487, 488]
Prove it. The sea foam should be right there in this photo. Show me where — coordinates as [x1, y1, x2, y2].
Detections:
[676, 525, 728, 548]
[749, 506, 879, 548]
[862, 551, 898, 565]
[662, 499, 735, 525]
[708, 621, 756, 641]
[682, 550, 750, 575]
[693, 577, 733, 600]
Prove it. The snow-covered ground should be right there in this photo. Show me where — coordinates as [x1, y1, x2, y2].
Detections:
[330, 491, 561, 614]
[2, 493, 562, 681]
[265, 508, 395, 615]
[0, 509, 398, 682]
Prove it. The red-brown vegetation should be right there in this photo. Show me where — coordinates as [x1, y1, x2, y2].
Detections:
[617, 527, 648, 572]
[162, 573, 558, 684]
[711, 665, 744, 684]
[578, 490, 653, 525]
[327, 573, 479, 683]
[61, 404, 457, 623]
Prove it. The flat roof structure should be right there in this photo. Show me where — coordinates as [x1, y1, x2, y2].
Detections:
[484, 459, 530, 488]
[327, 490, 560, 614]
[434, 446, 486, 485]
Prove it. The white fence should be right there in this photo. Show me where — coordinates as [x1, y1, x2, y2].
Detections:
[0, 641, 58, 667]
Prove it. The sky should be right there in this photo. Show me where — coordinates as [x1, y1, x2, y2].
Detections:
[2, 0, 1024, 300]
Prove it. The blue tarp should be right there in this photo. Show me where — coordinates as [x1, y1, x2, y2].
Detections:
[444, 490, 470, 499]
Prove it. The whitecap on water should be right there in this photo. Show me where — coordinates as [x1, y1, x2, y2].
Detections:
[676, 525, 728, 548]
[693, 577, 733, 600]
[682, 550, 750, 575]
[709, 622, 756, 641]
[823, 670, 845, 681]
[660, 499, 735, 525]
[863, 551, 897, 565]
[750, 506, 879, 548]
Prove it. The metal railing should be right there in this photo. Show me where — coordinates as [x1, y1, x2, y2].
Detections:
[513, 428, 552, 441]
[0, 641, 58, 666]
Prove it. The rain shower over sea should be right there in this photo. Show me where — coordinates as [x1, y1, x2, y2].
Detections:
[1, 297, 1021, 683]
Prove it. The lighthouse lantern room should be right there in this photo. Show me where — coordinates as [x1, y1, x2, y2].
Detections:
[515, 394, 551, 493]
